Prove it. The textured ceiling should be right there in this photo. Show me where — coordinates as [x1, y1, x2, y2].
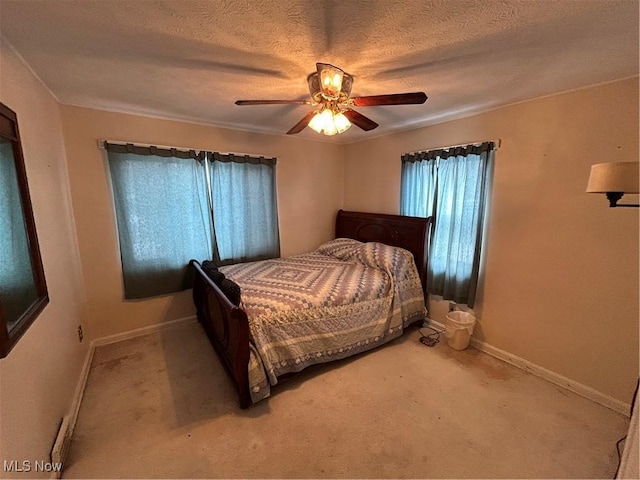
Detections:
[1, 0, 638, 143]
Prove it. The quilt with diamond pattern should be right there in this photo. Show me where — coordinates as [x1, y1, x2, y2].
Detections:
[219, 238, 425, 403]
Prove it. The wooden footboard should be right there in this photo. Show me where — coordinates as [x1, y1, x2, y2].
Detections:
[190, 260, 252, 408]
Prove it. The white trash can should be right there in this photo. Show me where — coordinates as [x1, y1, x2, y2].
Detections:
[445, 311, 476, 351]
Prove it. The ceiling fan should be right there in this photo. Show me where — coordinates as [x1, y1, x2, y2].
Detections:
[235, 63, 428, 136]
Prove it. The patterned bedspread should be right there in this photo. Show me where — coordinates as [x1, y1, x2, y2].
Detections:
[219, 238, 425, 403]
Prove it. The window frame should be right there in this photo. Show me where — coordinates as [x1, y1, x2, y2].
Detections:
[0, 102, 49, 358]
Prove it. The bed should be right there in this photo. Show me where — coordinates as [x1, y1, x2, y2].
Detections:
[190, 210, 432, 408]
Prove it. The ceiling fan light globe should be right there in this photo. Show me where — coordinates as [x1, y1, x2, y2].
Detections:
[308, 112, 324, 133]
[320, 75, 342, 100]
[333, 112, 351, 134]
[317, 63, 345, 100]
[323, 122, 338, 135]
[308, 67, 353, 103]
[319, 108, 336, 135]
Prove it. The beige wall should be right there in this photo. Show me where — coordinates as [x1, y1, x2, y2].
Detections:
[343, 77, 639, 403]
[0, 42, 89, 474]
[59, 106, 344, 339]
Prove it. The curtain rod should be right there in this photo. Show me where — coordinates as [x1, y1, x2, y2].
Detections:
[404, 139, 501, 156]
[97, 140, 277, 159]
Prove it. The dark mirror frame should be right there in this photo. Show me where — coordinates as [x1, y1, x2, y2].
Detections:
[0, 102, 49, 358]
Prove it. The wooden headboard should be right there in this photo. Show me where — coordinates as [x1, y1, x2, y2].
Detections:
[335, 210, 432, 291]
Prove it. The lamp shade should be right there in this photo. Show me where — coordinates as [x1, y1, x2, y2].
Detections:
[586, 162, 639, 193]
[333, 112, 351, 134]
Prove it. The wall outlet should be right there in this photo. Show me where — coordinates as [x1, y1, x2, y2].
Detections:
[77, 325, 83, 342]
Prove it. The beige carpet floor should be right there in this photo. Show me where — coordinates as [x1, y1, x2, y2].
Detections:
[64, 321, 629, 479]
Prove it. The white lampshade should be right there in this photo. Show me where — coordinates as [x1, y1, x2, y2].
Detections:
[333, 112, 351, 134]
[586, 162, 639, 193]
[307, 111, 324, 134]
[307, 108, 337, 136]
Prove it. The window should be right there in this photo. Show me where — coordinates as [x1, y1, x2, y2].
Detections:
[0, 102, 48, 357]
[105, 143, 279, 299]
[400, 142, 494, 307]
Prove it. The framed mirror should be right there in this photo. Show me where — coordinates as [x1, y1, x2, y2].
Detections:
[0, 101, 48, 358]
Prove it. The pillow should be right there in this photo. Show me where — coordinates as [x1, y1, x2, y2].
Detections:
[220, 278, 242, 306]
[201, 260, 225, 285]
[355, 241, 413, 273]
[316, 238, 362, 260]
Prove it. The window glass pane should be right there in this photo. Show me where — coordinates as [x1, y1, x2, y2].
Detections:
[0, 139, 38, 330]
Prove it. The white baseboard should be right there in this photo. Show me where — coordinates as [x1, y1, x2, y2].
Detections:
[67, 344, 94, 432]
[91, 315, 197, 347]
[425, 318, 631, 417]
[52, 343, 95, 479]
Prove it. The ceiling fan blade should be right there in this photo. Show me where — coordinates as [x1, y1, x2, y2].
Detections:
[235, 100, 311, 106]
[351, 92, 427, 107]
[343, 109, 379, 131]
[287, 111, 317, 135]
